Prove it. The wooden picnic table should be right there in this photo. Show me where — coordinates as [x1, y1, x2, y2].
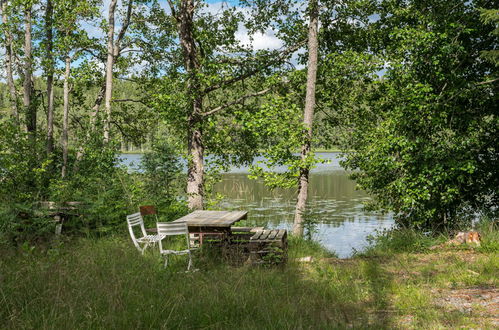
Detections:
[172, 210, 247, 245]
[37, 201, 86, 235]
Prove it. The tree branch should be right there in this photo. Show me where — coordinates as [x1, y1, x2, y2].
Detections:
[115, 0, 133, 54]
[120, 48, 143, 54]
[80, 48, 106, 62]
[477, 78, 498, 85]
[202, 88, 270, 117]
[202, 39, 307, 95]
[113, 98, 147, 105]
[166, 0, 178, 21]
[110, 120, 134, 139]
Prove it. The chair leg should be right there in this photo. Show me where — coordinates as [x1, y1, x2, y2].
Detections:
[164, 255, 168, 268]
[187, 252, 193, 271]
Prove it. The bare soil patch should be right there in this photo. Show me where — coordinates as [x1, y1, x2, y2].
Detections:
[433, 287, 499, 327]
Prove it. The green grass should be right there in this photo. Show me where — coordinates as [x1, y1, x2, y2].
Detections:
[1, 225, 497, 329]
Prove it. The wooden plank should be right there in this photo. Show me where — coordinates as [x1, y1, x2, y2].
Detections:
[219, 211, 247, 225]
[268, 230, 278, 240]
[275, 229, 286, 241]
[173, 210, 227, 223]
[250, 231, 263, 240]
[259, 230, 271, 240]
[173, 210, 248, 227]
[231, 227, 254, 232]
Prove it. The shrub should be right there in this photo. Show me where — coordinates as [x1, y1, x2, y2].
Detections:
[0, 122, 187, 244]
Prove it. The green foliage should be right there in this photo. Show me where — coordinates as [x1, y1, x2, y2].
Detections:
[47, 139, 134, 235]
[479, 8, 499, 66]
[0, 120, 183, 242]
[247, 94, 306, 189]
[139, 138, 188, 220]
[339, 0, 498, 230]
[0, 123, 57, 242]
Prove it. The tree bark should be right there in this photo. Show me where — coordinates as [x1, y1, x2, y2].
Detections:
[45, 0, 55, 154]
[103, 0, 118, 143]
[293, 0, 319, 237]
[89, 82, 105, 131]
[61, 55, 71, 178]
[175, 0, 205, 209]
[23, 6, 35, 136]
[187, 114, 204, 210]
[1, 0, 19, 125]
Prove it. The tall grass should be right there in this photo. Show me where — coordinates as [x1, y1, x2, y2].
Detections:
[0, 237, 372, 329]
[1, 223, 497, 329]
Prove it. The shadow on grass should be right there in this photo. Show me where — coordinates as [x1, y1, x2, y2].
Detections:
[0, 236, 401, 329]
[363, 259, 394, 328]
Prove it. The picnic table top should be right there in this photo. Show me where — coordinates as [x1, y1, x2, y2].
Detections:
[172, 210, 247, 228]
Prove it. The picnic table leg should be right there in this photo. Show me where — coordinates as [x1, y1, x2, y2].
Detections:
[54, 215, 62, 236]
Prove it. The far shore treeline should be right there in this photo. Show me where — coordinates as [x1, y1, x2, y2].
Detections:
[0, 0, 497, 243]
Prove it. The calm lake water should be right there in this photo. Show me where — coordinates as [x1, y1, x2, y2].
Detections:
[120, 153, 393, 257]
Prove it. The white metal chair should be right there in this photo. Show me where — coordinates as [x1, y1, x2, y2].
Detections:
[157, 221, 194, 271]
[126, 212, 164, 254]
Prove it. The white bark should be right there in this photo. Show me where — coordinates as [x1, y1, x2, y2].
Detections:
[45, 0, 55, 154]
[293, 0, 319, 236]
[23, 6, 35, 135]
[1, 0, 19, 125]
[103, 0, 118, 143]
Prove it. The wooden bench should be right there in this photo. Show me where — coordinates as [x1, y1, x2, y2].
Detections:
[231, 226, 264, 233]
[247, 229, 288, 265]
[37, 201, 85, 235]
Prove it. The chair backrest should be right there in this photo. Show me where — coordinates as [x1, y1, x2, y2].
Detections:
[126, 213, 147, 248]
[156, 222, 190, 253]
[139, 205, 157, 216]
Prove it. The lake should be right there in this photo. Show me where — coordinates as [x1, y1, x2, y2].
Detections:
[120, 152, 393, 257]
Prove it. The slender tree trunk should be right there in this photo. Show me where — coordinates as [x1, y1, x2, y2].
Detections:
[45, 0, 55, 154]
[103, 0, 118, 143]
[90, 82, 106, 131]
[23, 6, 35, 136]
[186, 112, 204, 210]
[175, 0, 205, 209]
[293, 0, 319, 236]
[1, 0, 19, 125]
[62, 55, 71, 178]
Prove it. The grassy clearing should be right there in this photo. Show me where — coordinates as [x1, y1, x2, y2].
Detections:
[1, 225, 497, 329]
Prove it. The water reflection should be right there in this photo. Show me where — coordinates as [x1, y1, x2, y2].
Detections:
[214, 171, 393, 258]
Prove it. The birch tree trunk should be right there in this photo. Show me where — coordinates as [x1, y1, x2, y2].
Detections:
[61, 55, 71, 178]
[45, 0, 55, 154]
[103, 0, 118, 143]
[176, 0, 205, 209]
[293, 0, 319, 236]
[1, 0, 19, 125]
[23, 6, 36, 136]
